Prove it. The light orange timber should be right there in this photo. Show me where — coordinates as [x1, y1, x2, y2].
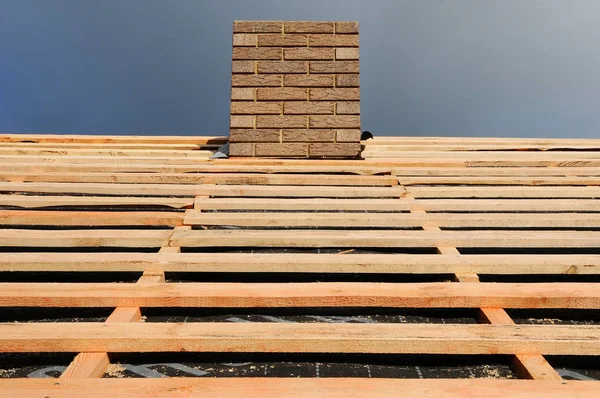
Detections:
[0, 210, 183, 226]
[0, 182, 406, 197]
[1, 323, 599, 355]
[184, 211, 600, 228]
[0, 229, 171, 247]
[0, 134, 228, 144]
[169, 229, 600, 248]
[0, 172, 398, 186]
[0, 195, 193, 209]
[406, 185, 600, 198]
[1, 253, 598, 274]
[193, 197, 600, 211]
[1, 378, 599, 398]
[1, 282, 599, 309]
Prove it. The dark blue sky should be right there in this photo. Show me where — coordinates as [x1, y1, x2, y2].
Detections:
[1, 0, 599, 138]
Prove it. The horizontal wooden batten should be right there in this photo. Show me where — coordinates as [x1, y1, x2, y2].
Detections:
[0, 211, 183, 226]
[184, 211, 600, 228]
[398, 176, 600, 186]
[0, 183, 404, 197]
[406, 186, 600, 198]
[1, 323, 598, 355]
[1, 252, 598, 274]
[0, 134, 228, 144]
[1, 379, 598, 398]
[169, 229, 600, 248]
[0, 229, 171, 247]
[0, 195, 193, 209]
[0, 172, 397, 186]
[193, 197, 600, 212]
[2, 282, 599, 309]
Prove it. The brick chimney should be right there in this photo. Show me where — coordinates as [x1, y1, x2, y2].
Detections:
[229, 21, 361, 158]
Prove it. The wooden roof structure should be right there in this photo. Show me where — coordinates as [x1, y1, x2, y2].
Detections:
[0, 133, 599, 396]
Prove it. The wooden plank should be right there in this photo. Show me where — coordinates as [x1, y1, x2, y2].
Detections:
[2, 282, 599, 309]
[399, 176, 600, 186]
[0, 172, 398, 186]
[366, 143, 600, 151]
[0, 210, 183, 226]
[0, 147, 213, 158]
[1, 253, 598, 274]
[0, 195, 193, 209]
[0, 134, 228, 144]
[2, 154, 599, 167]
[184, 211, 600, 228]
[407, 186, 600, 198]
[393, 167, 600, 177]
[169, 229, 600, 248]
[193, 197, 600, 211]
[0, 182, 406, 197]
[2, 378, 599, 398]
[0, 229, 171, 247]
[361, 150, 600, 159]
[1, 323, 598, 355]
[0, 162, 393, 175]
[0, 143, 213, 150]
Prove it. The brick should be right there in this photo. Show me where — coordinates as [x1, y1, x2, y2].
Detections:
[234, 21, 282, 33]
[310, 88, 360, 101]
[309, 143, 361, 157]
[229, 142, 254, 156]
[230, 116, 255, 128]
[336, 74, 360, 87]
[233, 47, 282, 60]
[336, 48, 359, 60]
[335, 22, 359, 34]
[258, 34, 308, 47]
[256, 115, 307, 129]
[255, 143, 308, 157]
[233, 34, 257, 47]
[336, 102, 360, 115]
[230, 129, 281, 142]
[232, 61, 255, 74]
[309, 115, 361, 129]
[284, 22, 334, 33]
[336, 129, 362, 142]
[232, 75, 282, 87]
[283, 74, 334, 87]
[257, 61, 308, 74]
[231, 102, 283, 115]
[310, 61, 359, 74]
[284, 102, 335, 115]
[283, 129, 335, 142]
[231, 88, 255, 100]
[309, 34, 359, 47]
[284, 48, 334, 60]
[256, 88, 308, 101]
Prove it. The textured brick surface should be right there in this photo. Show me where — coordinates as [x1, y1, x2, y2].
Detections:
[230, 20, 361, 158]
[230, 129, 281, 143]
[284, 102, 335, 115]
[309, 143, 361, 157]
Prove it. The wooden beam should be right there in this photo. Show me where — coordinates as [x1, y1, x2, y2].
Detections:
[1, 323, 598, 355]
[0, 172, 398, 186]
[0, 182, 406, 197]
[1, 253, 598, 274]
[407, 186, 600, 198]
[169, 229, 600, 248]
[0, 229, 171, 247]
[0, 195, 193, 209]
[1, 282, 599, 309]
[1, 378, 599, 397]
[0, 134, 228, 144]
[2, 378, 599, 397]
[184, 211, 600, 228]
[0, 210, 183, 226]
